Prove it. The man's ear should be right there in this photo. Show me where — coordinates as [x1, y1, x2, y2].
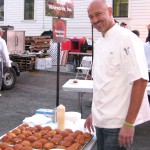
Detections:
[108, 7, 113, 16]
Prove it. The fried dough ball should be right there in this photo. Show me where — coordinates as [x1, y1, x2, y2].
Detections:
[12, 137, 23, 144]
[13, 144, 23, 150]
[27, 127, 37, 133]
[74, 130, 83, 136]
[55, 145, 66, 149]
[18, 126, 26, 133]
[50, 137, 61, 145]
[64, 136, 74, 143]
[38, 139, 48, 146]
[53, 128, 61, 134]
[27, 136, 38, 143]
[83, 132, 92, 140]
[39, 130, 47, 136]
[75, 135, 85, 144]
[34, 125, 42, 131]
[47, 130, 56, 137]
[66, 142, 82, 150]
[1, 135, 12, 143]
[16, 134, 25, 141]
[32, 141, 42, 149]
[43, 142, 55, 150]
[6, 132, 16, 138]
[4, 146, 14, 150]
[59, 131, 68, 138]
[23, 131, 32, 138]
[33, 132, 41, 139]
[42, 126, 52, 132]
[12, 128, 21, 135]
[53, 134, 63, 140]
[61, 140, 73, 147]
[21, 140, 31, 147]
[64, 129, 73, 134]
[20, 146, 32, 150]
[42, 134, 52, 140]
[68, 132, 78, 139]
[66, 147, 75, 150]
[21, 124, 29, 129]
[0, 142, 9, 149]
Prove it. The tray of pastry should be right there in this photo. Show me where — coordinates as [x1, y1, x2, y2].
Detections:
[0, 124, 93, 150]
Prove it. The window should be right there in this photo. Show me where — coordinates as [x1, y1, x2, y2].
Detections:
[0, 0, 4, 21]
[24, 0, 34, 20]
[113, 0, 128, 17]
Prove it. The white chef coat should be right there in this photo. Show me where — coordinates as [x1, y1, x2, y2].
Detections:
[92, 24, 150, 128]
[0, 37, 11, 67]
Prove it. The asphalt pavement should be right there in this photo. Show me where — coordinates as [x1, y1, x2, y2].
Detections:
[0, 70, 150, 150]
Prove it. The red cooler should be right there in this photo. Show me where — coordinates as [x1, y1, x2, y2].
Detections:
[70, 38, 82, 52]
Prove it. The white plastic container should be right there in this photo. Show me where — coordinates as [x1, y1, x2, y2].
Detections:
[65, 112, 81, 123]
[57, 104, 65, 130]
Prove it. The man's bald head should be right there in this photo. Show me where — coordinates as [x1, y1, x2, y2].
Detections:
[88, 0, 111, 10]
[87, 0, 115, 36]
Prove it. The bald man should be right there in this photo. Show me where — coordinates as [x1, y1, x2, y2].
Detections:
[84, 0, 150, 149]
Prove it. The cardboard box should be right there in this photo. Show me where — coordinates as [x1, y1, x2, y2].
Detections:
[35, 57, 52, 70]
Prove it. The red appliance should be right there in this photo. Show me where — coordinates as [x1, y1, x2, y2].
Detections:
[61, 39, 71, 51]
[70, 38, 82, 52]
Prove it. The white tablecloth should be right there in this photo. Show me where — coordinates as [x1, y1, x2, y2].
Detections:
[62, 79, 93, 93]
[62, 79, 150, 95]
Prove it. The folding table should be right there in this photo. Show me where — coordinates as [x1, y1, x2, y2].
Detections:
[62, 79, 93, 115]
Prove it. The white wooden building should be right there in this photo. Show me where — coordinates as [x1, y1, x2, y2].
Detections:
[0, 0, 150, 42]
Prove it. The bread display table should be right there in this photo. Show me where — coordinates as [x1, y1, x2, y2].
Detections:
[0, 115, 96, 150]
[62, 79, 93, 115]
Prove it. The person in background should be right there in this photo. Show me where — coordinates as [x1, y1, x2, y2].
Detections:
[120, 22, 128, 28]
[145, 24, 150, 80]
[144, 26, 150, 102]
[132, 30, 140, 37]
[84, 0, 150, 150]
[146, 24, 150, 42]
[80, 37, 88, 53]
[0, 28, 11, 96]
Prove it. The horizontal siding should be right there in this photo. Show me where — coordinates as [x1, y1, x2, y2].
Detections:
[1, 0, 150, 42]
[129, 0, 150, 41]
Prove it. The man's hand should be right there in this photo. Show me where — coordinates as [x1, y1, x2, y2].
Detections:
[118, 125, 135, 148]
[84, 114, 94, 133]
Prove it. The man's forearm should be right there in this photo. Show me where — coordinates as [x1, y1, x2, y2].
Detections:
[125, 78, 148, 124]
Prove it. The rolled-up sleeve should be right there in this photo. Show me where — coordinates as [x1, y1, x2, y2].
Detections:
[120, 34, 149, 83]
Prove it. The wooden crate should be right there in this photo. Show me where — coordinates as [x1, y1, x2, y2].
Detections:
[25, 36, 51, 52]
[10, 55, 36, 72]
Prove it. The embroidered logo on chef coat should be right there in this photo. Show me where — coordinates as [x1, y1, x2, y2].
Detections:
[124, 46, 131, 55]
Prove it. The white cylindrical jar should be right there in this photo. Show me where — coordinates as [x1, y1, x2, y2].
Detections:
[57, 104, 65, 130]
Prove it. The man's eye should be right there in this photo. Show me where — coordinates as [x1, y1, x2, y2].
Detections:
[89, 16, 93, 19]
[95, 13, 101, 17]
